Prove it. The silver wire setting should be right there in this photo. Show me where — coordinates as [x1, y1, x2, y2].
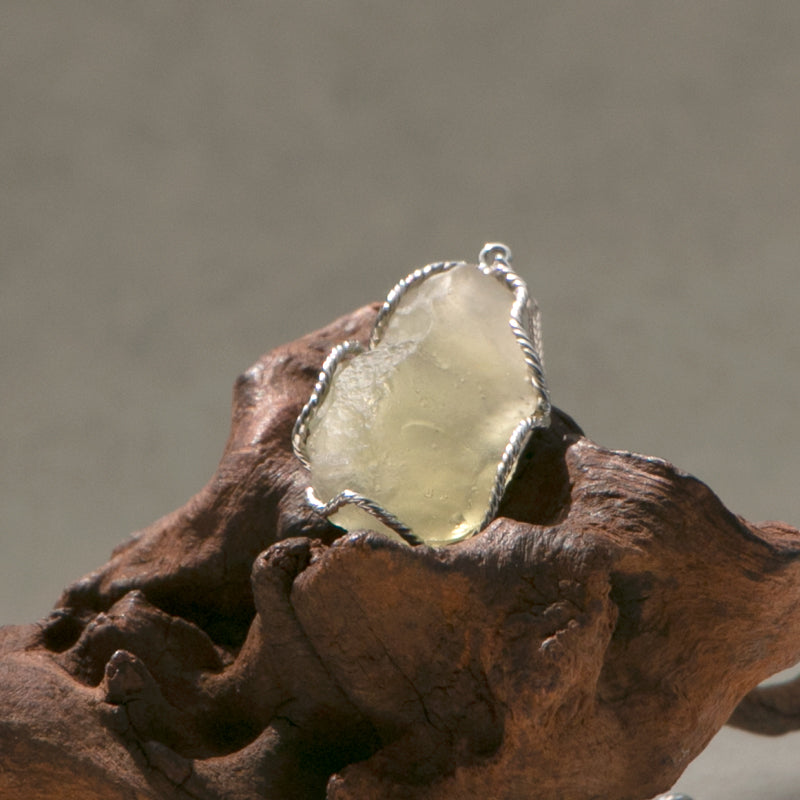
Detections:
[292, 243, 551, 546]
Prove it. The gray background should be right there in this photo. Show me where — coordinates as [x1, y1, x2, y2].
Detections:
[2, 2, 798, 797]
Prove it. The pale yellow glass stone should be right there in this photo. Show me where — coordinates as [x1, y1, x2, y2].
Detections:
[305, 264, 544, 546]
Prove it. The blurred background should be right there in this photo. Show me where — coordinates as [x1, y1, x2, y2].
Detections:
[1, 2, 799, 796]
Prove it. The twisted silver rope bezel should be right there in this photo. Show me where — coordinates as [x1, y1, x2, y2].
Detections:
[291, 243, 551, 545]
[304, 488, 421, 546]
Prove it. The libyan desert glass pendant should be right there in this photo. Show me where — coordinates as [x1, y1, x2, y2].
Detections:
[292, 243, 551, 547]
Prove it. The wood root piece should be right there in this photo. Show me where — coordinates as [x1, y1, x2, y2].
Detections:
[1, 304, 799, 800]
[729, 672, 800, 735]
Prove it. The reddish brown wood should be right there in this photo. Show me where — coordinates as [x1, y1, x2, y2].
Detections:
[1, 305, 798, 799]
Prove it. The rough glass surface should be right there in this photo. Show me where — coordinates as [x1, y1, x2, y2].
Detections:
[305, 264, 544, 545]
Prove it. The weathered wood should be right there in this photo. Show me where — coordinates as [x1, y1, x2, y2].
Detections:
[1, 305, 798, 799]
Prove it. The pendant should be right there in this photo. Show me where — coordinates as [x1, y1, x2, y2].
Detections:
[292, 243, 551, 546]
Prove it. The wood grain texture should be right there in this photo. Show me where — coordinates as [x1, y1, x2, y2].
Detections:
[1, 305, 798, 799]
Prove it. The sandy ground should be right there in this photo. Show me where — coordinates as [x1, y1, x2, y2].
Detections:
[2, 3, 799, 796]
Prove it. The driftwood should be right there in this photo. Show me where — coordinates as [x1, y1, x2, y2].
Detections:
[1, 304, 799, 800]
